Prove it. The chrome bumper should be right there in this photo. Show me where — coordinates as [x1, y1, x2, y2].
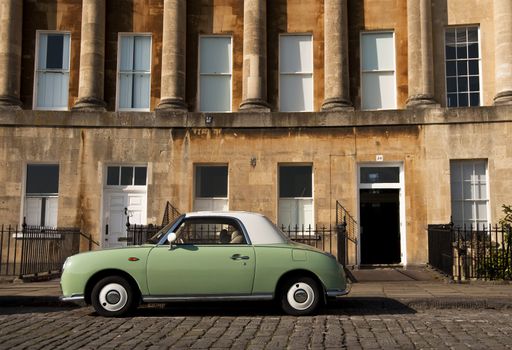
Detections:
[326, 284, 351, 298]
[60, 295, 85, 305]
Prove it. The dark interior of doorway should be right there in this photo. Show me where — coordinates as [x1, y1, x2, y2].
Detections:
[360, 189, 401, 265]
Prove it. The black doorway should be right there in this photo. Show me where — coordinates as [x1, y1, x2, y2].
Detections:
[360, 189, 401, 264]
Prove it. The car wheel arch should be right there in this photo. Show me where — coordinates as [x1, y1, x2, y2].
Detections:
[84, 269, 141, 305]
[274, 269, 326, 304]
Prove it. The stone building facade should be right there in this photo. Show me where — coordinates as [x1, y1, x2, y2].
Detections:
[0, 0, 511, 266]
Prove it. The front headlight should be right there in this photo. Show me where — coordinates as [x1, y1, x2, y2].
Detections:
[62, 257, 71, 271]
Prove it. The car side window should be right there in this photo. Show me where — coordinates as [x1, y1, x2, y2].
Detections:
[174, 219, 246, 245]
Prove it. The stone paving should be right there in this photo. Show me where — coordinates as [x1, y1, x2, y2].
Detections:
[0, 305, 511, 349]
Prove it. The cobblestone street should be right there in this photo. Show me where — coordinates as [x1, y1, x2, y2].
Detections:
[0, 304, 511, 349]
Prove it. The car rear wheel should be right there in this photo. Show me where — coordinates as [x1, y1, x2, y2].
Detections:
[91, 276, 135, 317]
[280, 276, 320, 316]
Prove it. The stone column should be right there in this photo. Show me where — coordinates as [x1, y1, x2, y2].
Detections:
[0, 0, 23, 109]
[493, 0, 512, 105]
[157, 0, 187, 111]
[73, 0, 106, 111]
[321, 0, 352, 111]
[406, 0, 437, 108]
[239, 0, 270, 111]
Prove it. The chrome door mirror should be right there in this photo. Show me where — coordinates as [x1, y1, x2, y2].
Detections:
[167, 232, 177, 249]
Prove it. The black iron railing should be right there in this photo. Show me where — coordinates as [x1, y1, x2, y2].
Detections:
[0, 223, 97, 278]
[336, 201, 358, 266]
[428, 223, 512, 281]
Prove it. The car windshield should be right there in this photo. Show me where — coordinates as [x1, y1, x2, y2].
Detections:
[147, 215, 183, 244]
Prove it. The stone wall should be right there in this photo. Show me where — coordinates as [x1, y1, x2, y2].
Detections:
[1, 106, 511, 265]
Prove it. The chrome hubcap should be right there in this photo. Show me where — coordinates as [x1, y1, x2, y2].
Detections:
[287, 282, 315, 311]
[98, 283, 128, 312]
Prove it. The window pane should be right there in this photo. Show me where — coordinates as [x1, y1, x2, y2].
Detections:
[200, 75, 231, 112]
[468, 43, 478, 58]
[132, 74, 150, 109]
[120, 36, 134, 71]
[456, 44, 467, 59]
[118, 74, 133, 108]
[458, 93, 468, 106]
[134, 167, 147, 186]
[445, 29, 456, 44]
[458, 77, 468, 92]
[46, 35, 64, 69]
[107, 167, 120, 185]
[456, 28, 467, 43]
[196, 166, 228, 198]
[361, 32, 394, 71]
[446, 77, 457, 93]
[279, 74, 313, 112]
[469, 77, 479, 92]
[447, 93, 458, 107]
[280, 35, 313, 73]
[470, 93, 480, 106]
[445, 44, 456, 60]
[121, 167, 133, 186]
[200, 37, 232, 74]
[360, 167, 400, 184]
[467, 28, 478, 42]
[446, 61, 456, 77]
[133, 36, 151, 71]
[457, 61, 467, 75]
[27, 165, 59, 194]
[362, 72, 396, 110]
[468, 60, 479, 75]
[279, 166, 312, 198]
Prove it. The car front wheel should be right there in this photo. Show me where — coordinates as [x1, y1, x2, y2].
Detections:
[280, 276, 320, 316]
[91, 276, 135, 317]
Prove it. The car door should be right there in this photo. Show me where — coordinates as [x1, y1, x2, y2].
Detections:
[146, 217, 256, 296]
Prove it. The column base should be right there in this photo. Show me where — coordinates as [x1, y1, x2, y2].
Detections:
[493, 91, 512, 106]
[239, 98, 271, 112]
[156, 98, 188, 111]
[321, 98, 353, 111]
[72, 97, 107, 112]
[0, 95, 23, 110]
[406, 94, 439, 109]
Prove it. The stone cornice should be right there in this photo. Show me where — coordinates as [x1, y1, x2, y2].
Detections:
[0, 106, 511, 129]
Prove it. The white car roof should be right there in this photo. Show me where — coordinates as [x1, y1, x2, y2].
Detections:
[184, 211, 288, 244]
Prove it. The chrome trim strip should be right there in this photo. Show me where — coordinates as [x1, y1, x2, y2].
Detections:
[142, 293, 273, 303]
[60, 295, 85, 302]
[326, 286, 351, 298]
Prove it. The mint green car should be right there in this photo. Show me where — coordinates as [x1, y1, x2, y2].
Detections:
[61, 211, 349, 316]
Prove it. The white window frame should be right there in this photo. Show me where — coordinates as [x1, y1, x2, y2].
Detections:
[198, 35, 233, 112]
[23, 163, 60, 228]
[33, 31, 71, 111]
[277, 164, 314, 229]
[443, 26, 482, 108]
[450, 159, 490, 230]
[104, 164, 148, 189]
[360, 31, 397, 110]
[116, 33, 152, 112]
[193, 164, 229, 211]
[278, 34, 314, 112]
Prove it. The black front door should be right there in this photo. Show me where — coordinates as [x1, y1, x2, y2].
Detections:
[360, 189, 401, 264]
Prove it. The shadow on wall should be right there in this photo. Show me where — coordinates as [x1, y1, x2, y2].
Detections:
[105, 0, 134, 111]
[267, 0, 287, 112]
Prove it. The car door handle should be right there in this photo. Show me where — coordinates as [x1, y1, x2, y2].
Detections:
[230, 254, 250, 260]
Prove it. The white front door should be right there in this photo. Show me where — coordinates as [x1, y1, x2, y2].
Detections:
[103, 191, 147, 248]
